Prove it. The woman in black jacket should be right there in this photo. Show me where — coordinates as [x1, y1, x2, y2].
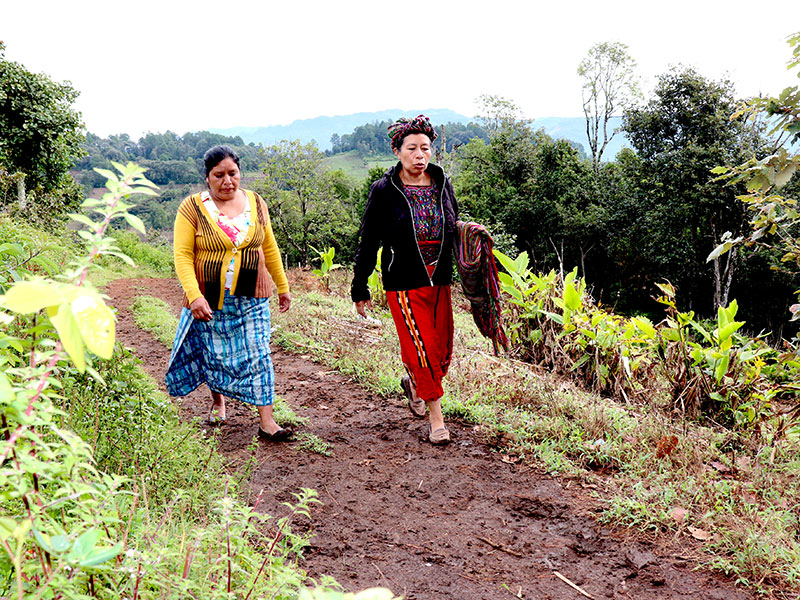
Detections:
[351, 115, 458, 445]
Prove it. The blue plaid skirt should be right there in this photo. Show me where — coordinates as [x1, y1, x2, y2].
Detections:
[165, 292, 274, 406]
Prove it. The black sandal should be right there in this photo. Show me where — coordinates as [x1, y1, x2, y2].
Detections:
[257, 426, 292, 441]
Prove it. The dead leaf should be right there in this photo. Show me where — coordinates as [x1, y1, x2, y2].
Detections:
[742, 491, 758, 504]
[709, 461, 731, 473]
[501, 455, 521, 464]
[687, 526, 712, 541]
[735, 456, 752, 474]
[670, 507, 688, 523]
[656, 435, 678, 458]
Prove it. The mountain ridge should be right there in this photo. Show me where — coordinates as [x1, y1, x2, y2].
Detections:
[210, 109, 628, 158]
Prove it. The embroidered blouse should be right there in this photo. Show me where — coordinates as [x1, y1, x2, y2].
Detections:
[402, 183, 442, 265]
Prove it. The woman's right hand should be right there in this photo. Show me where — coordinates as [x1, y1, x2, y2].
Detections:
[355, 299, 373, 318]
[189, 297, 213, 321]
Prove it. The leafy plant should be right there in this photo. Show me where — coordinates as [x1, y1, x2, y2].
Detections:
[309, 245, 342, 292]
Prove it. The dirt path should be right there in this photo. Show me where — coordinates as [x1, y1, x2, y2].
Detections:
[107, 277, 755, 600]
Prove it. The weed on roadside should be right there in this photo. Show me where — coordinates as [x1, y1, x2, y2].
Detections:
[293, 432, 334, 457]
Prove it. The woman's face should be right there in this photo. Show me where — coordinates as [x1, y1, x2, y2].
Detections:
[394, 133, 432, 177]
[206, 157, 241, 201]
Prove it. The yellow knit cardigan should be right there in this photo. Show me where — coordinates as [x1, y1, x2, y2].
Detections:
[173, 189, 289, 310]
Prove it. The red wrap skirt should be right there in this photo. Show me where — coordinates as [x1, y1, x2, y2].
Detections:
[386, 278, 454, 403]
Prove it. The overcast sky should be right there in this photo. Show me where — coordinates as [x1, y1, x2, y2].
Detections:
[3, 1, 798, 138]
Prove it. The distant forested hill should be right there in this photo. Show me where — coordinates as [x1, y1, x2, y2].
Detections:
[211, 110, 629, 159]
[210, 109, 473, 151]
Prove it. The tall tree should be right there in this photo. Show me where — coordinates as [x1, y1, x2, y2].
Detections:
[578, 42, 640, 173]
[474, 94, 527, 139]
[618, 66, 762, 313]
[257, 140, 358, 266]
[0, 42, 84, 214]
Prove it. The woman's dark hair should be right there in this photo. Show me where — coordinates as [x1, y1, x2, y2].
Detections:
[203, 145, 240, 176]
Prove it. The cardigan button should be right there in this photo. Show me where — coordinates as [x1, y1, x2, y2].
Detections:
[231, 248, 238, 254]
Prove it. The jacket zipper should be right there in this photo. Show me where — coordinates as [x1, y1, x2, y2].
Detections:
[391, 176, 438, 286]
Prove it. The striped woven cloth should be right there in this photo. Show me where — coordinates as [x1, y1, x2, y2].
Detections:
[455, 221, 509, 355]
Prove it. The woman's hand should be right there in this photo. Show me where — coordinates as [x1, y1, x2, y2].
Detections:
[278, 292, 291, 313]
[355, 299, 373, 318]
[189, 297, 213, 321]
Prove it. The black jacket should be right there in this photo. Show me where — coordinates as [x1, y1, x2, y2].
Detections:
[351, 161, 459, 302]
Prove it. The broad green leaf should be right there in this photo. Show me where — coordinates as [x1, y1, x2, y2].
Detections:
[69, 528, 102, 561]
[514, 251, 530, 273]
[493, 249, 517, 274]
[632, 317, 656, 338]
[71, 294, 115, 359]
[67, 213, 98, 229]
[715, 354, 731, 383]
[50, 535, 71, 552]
[0, 372, 12, 404]
[352, 589, 397, 600]
[93, 168, 116, 180]
[0, 280, 62, 314]
[718, 321, 744, 342]
[0, 517, 17, 541]
[49, 302, 86, 372]
[563, 282, 581, 311]
[660, 326, 682, 341]
[101, 250, 136, 266]
[124, 213, 146, 235]
[80, 544, 123, 567]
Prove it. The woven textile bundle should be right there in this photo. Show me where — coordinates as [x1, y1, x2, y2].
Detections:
[454, 220, 509, 355]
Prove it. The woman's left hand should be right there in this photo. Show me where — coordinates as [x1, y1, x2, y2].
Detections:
[278, 292, 291, 313]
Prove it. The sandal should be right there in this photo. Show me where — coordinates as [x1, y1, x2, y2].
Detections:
[401, 376, 426, 418]
[205, 415, 227, 427]
[257, 426, 292, 442]
[428, 425, 451, 446]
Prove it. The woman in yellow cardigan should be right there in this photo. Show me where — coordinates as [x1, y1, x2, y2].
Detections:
[165, 145, 293, 441]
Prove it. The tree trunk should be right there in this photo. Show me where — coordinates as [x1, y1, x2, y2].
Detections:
[16, 176, 26, 210]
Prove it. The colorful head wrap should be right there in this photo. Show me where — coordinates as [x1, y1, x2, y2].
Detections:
[387, 114, 438, 150]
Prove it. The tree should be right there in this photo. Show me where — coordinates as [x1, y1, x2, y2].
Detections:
[474, 94, 527, 139]
[618, 67, 766, 314]
[578, 42, 640, 173]
[0, 42, 84, 212]
[257, 140, 358, 266]
[708, 32, 800, 325]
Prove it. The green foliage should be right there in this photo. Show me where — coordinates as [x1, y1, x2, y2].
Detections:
[0, 164, 353, 600]
[258, 140, 359, 266]
[131, 295, 178, 346]
[708, 32, 800, 314]
[494, 248, 799, 428]
[456, 122, 605, 276]
[327, 118, 487, 157]
[0, 42, 84, 200]
[76, 130, 262, 187]
[101, 229, 174, 276]
[293, 432, 333, 457]
[310, 246, 342, 292]
[616, 66, 767, 315]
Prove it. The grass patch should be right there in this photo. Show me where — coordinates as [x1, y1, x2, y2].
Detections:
[132, 295, 178, 346]
[321, 150, 395, 181]
[272, 268, 800, 594]
[293, 432, 334, 457]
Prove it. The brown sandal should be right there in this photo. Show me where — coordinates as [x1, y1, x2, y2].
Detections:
[401, 377, 426, 418]
[428, 425, 451, 445]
